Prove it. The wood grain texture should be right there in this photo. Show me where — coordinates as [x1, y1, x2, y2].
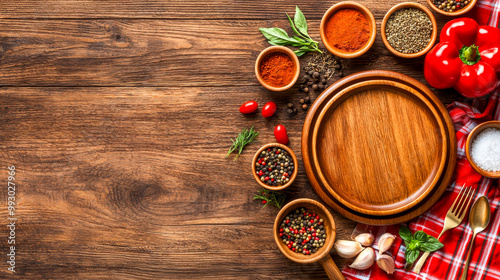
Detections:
[302, 71, 457, 225]
[0, 0, 466, 278]
[1, 0, 433, 19]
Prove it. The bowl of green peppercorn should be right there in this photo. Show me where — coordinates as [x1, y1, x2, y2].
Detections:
[274, 198, 344, 278]
[252, 143, 298, 191]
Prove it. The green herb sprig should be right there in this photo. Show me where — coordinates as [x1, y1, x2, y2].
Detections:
[253, 188, 286, 208]
[226, 127, 259, 160]
[259, 6, 322, 56]
[399, 225, 444, 265]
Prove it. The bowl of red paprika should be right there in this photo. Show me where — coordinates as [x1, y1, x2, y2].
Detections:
[320, 1, 376, 59]
[255, 46, 300, 91]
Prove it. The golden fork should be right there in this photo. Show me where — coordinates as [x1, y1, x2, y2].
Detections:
[413, 185, 475, 273]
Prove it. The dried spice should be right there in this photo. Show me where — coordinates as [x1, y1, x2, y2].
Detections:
[325, 9, 371, 52]
[431, 0, 471, 12]
[385, 8, 432, 54]
[260, 52, 295, 87]
[298, 53, 341, 105]
[279, 208, 327, 255]
[255, 147, 294, 186]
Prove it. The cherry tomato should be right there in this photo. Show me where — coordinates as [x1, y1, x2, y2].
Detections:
[274, 124, 289, 145]
[239, 100, 258, 114]
[262, 102, 277, 118]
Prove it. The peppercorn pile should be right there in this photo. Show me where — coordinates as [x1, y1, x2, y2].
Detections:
[279, 208, 327, 255]
[255, 147, 294, 186]
[286, 53, 341, 115]
[431, 0, 471, 12]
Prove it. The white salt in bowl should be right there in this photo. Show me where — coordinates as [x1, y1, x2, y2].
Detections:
[466, 121, 500, 178]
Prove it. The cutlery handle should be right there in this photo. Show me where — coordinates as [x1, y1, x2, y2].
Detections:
[460, 233, 477, 280]
[319, 253, 345, 280]
[413, 251, 431, 273]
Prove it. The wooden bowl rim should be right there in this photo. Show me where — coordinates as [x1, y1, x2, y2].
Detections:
[273, 198, 336, 263]
[381, 2, 437, 58]
[465, 121, 500, 179]
[251, 143, 298, 191]
[320, 1, 377, 59]
[301, 70, 457, 225]
[254, 46, 300, 91]
[310, 79, 448, 215]
[426, 0, 477, 16]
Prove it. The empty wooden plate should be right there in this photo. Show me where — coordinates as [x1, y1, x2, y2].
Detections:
[302, 70, 456, 224]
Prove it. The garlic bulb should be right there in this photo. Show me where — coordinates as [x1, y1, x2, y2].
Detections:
[377, 254, 395, 274]
[377, 233, 396, 254]
[355, 233, 374, 246]
[349, 247, 375, 270]
[334, 240, 364, 258]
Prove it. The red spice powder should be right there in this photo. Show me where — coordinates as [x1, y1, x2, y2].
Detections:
[259, 52, 295, 87]
[325, 9, 370, 52]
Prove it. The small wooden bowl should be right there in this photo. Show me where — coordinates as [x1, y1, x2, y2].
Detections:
[427, 0, 477, 16]
[320, 1, 376, 59]
[252, 143, 298, 191]
[274, 198, 344, 280]
[255, 46, 300, 91]
[381, 3, 437, 58]
[465, 121, 500, 179]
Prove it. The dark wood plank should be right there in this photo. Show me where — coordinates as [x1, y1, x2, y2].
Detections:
[1, 0, 431, 19]
[0, 86, 356, 279]
[0, 18, 461, 93]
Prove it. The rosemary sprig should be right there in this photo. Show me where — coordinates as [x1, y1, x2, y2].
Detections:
[226, 127, 259, 160]
[253, 188, 287, 208]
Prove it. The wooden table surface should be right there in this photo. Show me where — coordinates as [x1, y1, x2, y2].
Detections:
[0, 1, 462, 279]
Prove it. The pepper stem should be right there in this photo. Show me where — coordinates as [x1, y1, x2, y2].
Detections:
[459, 44, 481, 66]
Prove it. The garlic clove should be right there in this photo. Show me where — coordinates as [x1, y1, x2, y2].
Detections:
[334, 240, 364, 258]
[355, 233, 375, 246]
[377, 233, 396, 254]
[349, 247, 375, 270]
[377, 254, 395, 274]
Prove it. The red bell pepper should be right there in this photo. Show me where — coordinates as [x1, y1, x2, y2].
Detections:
[424, 18, 500, 98]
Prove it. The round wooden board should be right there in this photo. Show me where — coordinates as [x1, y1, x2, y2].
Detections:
[302, 70, 456, 225]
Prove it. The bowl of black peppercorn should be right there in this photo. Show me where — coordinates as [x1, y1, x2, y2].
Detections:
[252, 143, 298, 191]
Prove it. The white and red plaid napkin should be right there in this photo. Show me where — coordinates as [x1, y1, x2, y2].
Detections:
[342, 2, 500, 279]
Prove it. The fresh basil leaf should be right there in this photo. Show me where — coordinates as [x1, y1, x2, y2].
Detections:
[294, 6, 308, 36]
[414, 231, 428, 243]
[399, 225, 413, 244]
[292, 36, 306, 43]
[420, 236, 444, 252]
[405, 249, 420, 264]
[294, 50, 307, 57]
[286, 13, 306, 40]
[259, 28, 299, 45]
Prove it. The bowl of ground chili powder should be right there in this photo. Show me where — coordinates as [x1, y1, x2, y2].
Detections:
[252, 143, 298, 191]
[255, 46, 300, 91]
[320, 1, 376, 58]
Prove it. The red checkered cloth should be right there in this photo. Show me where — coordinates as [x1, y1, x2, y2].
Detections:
[341, 2, 500, 279]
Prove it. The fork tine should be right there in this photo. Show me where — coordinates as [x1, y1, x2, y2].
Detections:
[450, 185, 466, 214]
[455, 187, 470, 217]
[459, 188, 475, 221]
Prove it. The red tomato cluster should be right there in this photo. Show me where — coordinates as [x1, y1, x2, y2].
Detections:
[239, 100, 289, 145]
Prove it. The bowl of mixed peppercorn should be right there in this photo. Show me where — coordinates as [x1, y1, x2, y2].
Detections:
[273, 199, 343, 277]
[252, 143, 298, 191]
[427, 0, 476, 16]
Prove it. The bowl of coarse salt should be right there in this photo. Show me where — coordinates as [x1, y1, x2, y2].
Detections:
[466, 121, 500, 178]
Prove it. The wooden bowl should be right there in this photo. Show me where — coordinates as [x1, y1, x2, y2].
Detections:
[252, 143, 298, 191]
[274, 198, 344, 279]
[381, 3, 437, 58]
[466, 121, 500, 179]
[255, 46, 300, 91]
[320, 1, 376, 59]
[427, 0, 477, 16]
